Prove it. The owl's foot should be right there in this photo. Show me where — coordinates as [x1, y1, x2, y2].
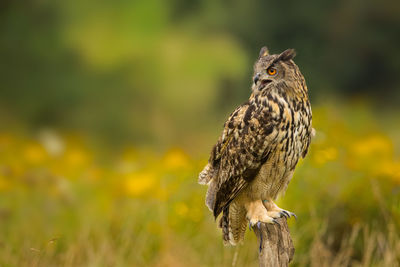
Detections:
[262, 200, 297, 220]
[245, 200, 279, 227]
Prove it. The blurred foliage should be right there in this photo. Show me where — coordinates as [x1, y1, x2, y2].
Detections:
[1, 103, 400, 266]
[0, 0, 249, 147]
[0, 0, 399, 147]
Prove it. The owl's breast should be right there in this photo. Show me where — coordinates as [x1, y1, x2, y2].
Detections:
[248, 95, 311, 200]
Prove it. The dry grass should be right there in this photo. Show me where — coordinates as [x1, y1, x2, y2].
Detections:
[0, 104, 400, 266]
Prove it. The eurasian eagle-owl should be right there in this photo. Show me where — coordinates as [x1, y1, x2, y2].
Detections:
[199, 47, 312, 245]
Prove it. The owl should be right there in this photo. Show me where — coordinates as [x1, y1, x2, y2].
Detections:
[198, 47, 312, 245]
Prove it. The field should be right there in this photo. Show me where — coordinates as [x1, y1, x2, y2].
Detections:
[1, 0, 399, 266]
[1, 102, 400, 266]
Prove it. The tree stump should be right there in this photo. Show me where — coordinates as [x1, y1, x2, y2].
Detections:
[252, 218, 295, 267]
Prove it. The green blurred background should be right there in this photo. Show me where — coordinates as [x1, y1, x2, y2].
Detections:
[1, 0, 400, 266]
[1, 0, 399, 150]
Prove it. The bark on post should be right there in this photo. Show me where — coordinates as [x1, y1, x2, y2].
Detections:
[252, 218, 295, 267]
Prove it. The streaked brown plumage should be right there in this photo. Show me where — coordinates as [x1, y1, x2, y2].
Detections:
[199, 47, 312, 245]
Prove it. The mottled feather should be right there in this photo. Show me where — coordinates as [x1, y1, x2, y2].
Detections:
[210, 101, 278, 217]
[199, 46, 312, 245]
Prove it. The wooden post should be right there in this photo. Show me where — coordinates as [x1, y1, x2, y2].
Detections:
[252, 218, 295, 267]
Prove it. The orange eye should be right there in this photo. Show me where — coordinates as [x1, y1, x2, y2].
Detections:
[267, 67, 277, 76]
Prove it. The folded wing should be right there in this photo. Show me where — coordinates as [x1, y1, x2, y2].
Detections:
[205, 101, 279, 218]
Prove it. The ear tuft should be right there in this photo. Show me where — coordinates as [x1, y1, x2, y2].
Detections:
[259, 46, 269, 58]
[279, 49, 296, 61]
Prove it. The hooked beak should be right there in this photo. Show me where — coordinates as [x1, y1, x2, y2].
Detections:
[253, 73, 261, 84]
[253, 73, 272, 90]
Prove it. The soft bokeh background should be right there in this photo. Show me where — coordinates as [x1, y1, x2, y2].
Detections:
[1, 1, 400, 266]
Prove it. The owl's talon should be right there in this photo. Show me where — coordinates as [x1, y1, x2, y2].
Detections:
[264, 200, 297, 221]
[283, 210, 297, 219]
[281, 210, 297, 220]
[280, 210, 290, 218]
[246, 200, 277, 226]
[272, 219, 279, 225]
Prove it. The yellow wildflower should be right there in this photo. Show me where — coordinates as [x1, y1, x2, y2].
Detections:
[23, 142, 48, 164]
[174, 202, 189, 217]
[376, 160, 400, 182]
[124, 171, 157, 197]
[313, 146, 338, 165]
[162, 148, 190, 170]
[351, 135, 392, 159]
[65, 147, 90, 167]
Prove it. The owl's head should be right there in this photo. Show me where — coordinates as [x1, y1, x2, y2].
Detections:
[252, 47, 304, 95]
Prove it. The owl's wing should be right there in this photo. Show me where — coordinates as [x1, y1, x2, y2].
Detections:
[209, 101, 278, 218]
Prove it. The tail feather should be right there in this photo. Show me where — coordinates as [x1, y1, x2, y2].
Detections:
[200, 163, 247, 245]
[219, 203, 247, 246]
[219, 207, 230, 245]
